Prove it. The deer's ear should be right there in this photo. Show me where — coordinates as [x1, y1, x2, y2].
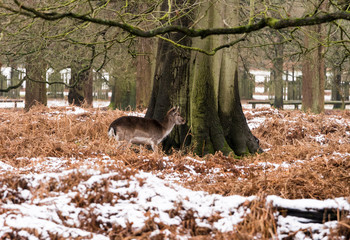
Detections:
[167, 107, 176, 115]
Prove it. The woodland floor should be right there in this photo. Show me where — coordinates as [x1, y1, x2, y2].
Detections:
[0, 105, 349, 239]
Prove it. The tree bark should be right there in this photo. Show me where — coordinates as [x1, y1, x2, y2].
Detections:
[68, 64, 93, 107]
[145, 0, 191, 151]
[302, 24, 325, 114]
[191, 40, 230, 155]
[189, 1, 231, 155]
[84, 69, 93, 106]
[146, 0, 261, 156]
[273, 36, 284, 109]
[110, 73, 135, 110]
[25, 56, 47, 110]
[302, 1, 327, 114]
[219, 0, 261, 155]
[136, 30, 154, 110]
[331, 66, 342, 109]
[239, 70, 254, 100]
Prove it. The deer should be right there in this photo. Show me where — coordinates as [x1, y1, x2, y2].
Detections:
[108, 107, 185, 152]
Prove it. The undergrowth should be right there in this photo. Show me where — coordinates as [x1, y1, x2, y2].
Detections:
[1, 105, 349, 200]
[0, 105, 349, 238]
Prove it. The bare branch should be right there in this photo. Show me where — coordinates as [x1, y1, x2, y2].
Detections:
[4, 0, 350, 39]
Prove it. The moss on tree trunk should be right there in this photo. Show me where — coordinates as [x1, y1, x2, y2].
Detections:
[191, 46, 231, 155]
[146, 0, 261, 156]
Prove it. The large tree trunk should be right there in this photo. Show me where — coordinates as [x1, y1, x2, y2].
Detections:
[191, 40, 230, 155]
[25, 56, 47, 110]
[189, 1, 231, 155]
[145, 1, 191, 151]
[146, 0, 261, 156]
[218, 0, 261, 155]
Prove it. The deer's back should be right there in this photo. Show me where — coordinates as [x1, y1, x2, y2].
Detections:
[109, 116, 164, 140]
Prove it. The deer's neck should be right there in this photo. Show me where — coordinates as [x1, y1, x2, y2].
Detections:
[160, 116, 175, 137]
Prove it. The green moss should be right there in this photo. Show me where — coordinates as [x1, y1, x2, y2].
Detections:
[221, 140, 234, 156]
[108, 102, 116, 110]
[267, 17, 279, 27]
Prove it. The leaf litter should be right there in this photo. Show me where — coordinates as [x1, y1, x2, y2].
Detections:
[0, 105, 349, 239]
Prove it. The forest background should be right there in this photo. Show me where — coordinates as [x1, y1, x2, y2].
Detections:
[1, 0, 350, 155]
[1, 1, 350, 239]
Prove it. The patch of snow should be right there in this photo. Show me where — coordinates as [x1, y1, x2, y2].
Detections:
[0, 161, 15, 172]
[277, 215, 338, 240]
[267, 195, 350, 211]
[248, 116, 267, 129]
[65, 107, 88, 115]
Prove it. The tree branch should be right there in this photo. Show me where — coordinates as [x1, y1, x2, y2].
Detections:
[0, 77, 25, 93]
[4, 0, 350, 39]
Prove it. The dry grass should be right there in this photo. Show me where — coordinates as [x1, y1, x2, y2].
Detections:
[1, 105, 349, 199]
[0, 105, 349, 238]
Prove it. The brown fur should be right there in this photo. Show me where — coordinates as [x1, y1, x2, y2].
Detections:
[108, 107, 185, 151]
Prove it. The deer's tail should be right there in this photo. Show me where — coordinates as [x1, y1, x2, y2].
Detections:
[108, 126, 116, 138]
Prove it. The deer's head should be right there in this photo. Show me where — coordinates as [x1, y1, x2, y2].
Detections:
[167, 106, 186, 125]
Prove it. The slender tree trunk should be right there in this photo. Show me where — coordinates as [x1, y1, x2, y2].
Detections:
[25, 56, 47, 110]
[84, 69, 93, 106]
[273, 36, 284, 109]
[0, 65, 5, 97]
[302, 2, 327, 114]
[68, 65, 93, 107]
[239, 70, 254, 100]
[344, 80, 349, 101]
[136, 34, 154, 110]
[302, 25, 325, 114]
[331, 66, 342, 109]
[110, 74, 135, 110]
[48, 69, 64, 99]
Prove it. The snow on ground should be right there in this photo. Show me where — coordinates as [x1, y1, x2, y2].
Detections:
[2, 96, 350, 109]
[0, 166, 255, 238]
[0, 155, 349, 239]
[0, 99, 110, 109]
[0, 106, 349, 239]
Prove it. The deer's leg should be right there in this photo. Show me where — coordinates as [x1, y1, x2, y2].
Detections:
[150, 142, 159, 154]
[113, 133, 122, 149]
